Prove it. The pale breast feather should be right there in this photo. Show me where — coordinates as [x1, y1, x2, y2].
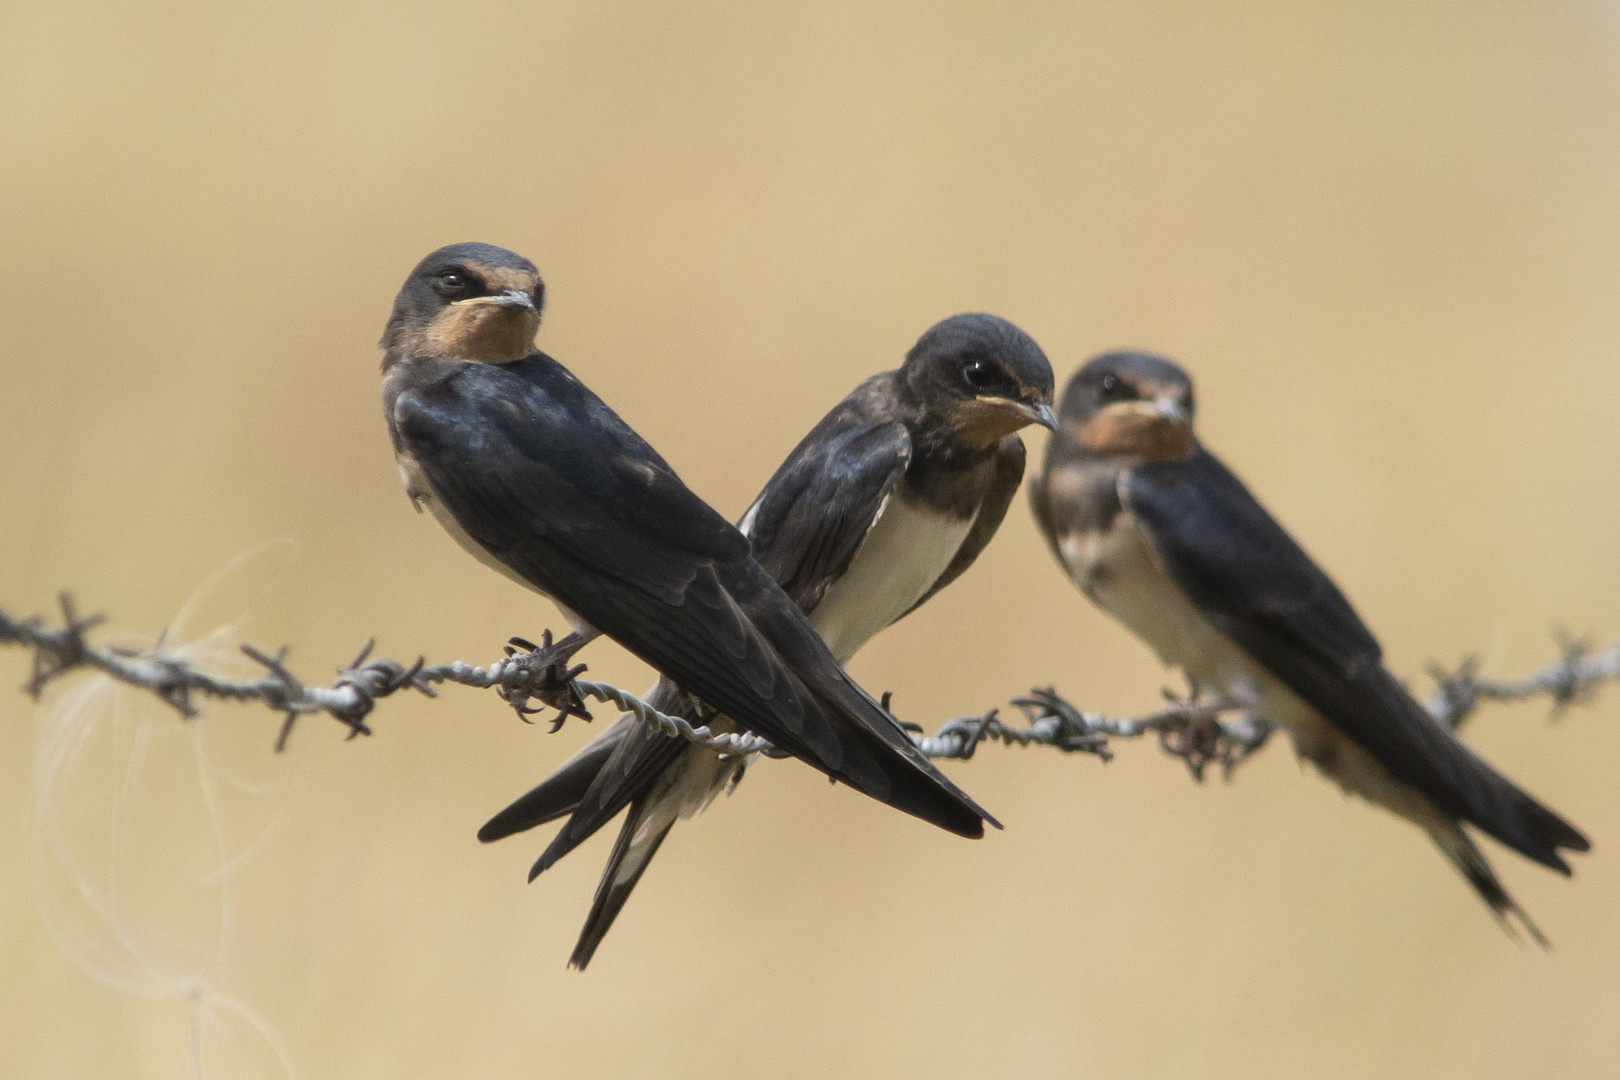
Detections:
[809, 489, 974, 664]
[1056, 508, 1271, 706]
[1060, 507, 1371, 771]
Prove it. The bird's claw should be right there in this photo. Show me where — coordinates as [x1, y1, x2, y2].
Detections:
[1156, 707, 1224, 781]
[880, 690, 927, 733]
[497, 630, 593, 730]
[1153, 705, 1271, 782]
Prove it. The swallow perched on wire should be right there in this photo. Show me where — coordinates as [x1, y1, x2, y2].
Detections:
[1029, 351, 1588, 942]
[479, 312, 1056, 967]
[380, 242, 999, 847]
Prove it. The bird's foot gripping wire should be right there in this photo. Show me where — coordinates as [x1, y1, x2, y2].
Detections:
[1153, 706, 1227, 782]
[495, 630, 593, 731]
[1146, 692, 1273, 783]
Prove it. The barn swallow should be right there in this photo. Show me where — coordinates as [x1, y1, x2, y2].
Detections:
[380, 242, 999, 847]
[479, 312, 1056, 967]
[1029, 351, 1588, 942]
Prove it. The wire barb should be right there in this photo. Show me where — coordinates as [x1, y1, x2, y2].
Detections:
[1424, 636, 1620, 730]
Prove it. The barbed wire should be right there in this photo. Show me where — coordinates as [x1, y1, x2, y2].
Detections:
[1424, 631, 1620, 729]
[2, 594, 1613, 775]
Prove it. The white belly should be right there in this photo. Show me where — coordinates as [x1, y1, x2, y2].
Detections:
[1058, 513, 1443, 829]
[1062, 513, 1249, 695]
[808, 492, 973, 664]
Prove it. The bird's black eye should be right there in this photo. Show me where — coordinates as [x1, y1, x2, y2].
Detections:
[1098, 372, 1135, 402]
[432, 268, 472, 297]
[963, 359, 1003, 392]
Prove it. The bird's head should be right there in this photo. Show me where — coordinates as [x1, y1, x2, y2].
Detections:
[381, 243, 545, 364]
[1056, 351, 1197, 462]
[902, 313, 1057, 447]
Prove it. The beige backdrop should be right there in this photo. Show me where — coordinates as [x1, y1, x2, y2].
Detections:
[3, 2, 1619, 1077]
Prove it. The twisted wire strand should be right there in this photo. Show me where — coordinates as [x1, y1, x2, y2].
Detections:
[559, 679, 773, 757]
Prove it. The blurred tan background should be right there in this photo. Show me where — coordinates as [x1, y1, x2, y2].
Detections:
[3, 2, 1619, 1077]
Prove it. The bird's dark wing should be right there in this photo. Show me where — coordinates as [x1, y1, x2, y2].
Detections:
[904, 434, 1025, 617]
[483, 399, 916, 895]
[1124, 450, 1586, 868]
[1123, 450, 1381, 677]
[742, 402, 911, 613]
[395, 357, 990, 836]
[1027, 450, 1063, 564]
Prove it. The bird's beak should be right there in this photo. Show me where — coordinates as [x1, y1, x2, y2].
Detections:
[972, 395, 1062, 433]
[1155, 397, 1190, 427]
[453, 289, 536, 310]
[1026, 401, 1059, 431]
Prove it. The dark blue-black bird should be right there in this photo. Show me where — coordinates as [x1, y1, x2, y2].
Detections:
[478, 309, 1056, 967]
[1029, 351, 1589, 943]
[380, 243, 1003, 873]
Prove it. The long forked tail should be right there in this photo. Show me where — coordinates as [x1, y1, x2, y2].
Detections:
[1474, 773, 1589, 875]
[1434, 825, 1550, 949]
[569, 801, 677, 970]
[478, 719, 631, 843]
[1358, 666, 1588, 876]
